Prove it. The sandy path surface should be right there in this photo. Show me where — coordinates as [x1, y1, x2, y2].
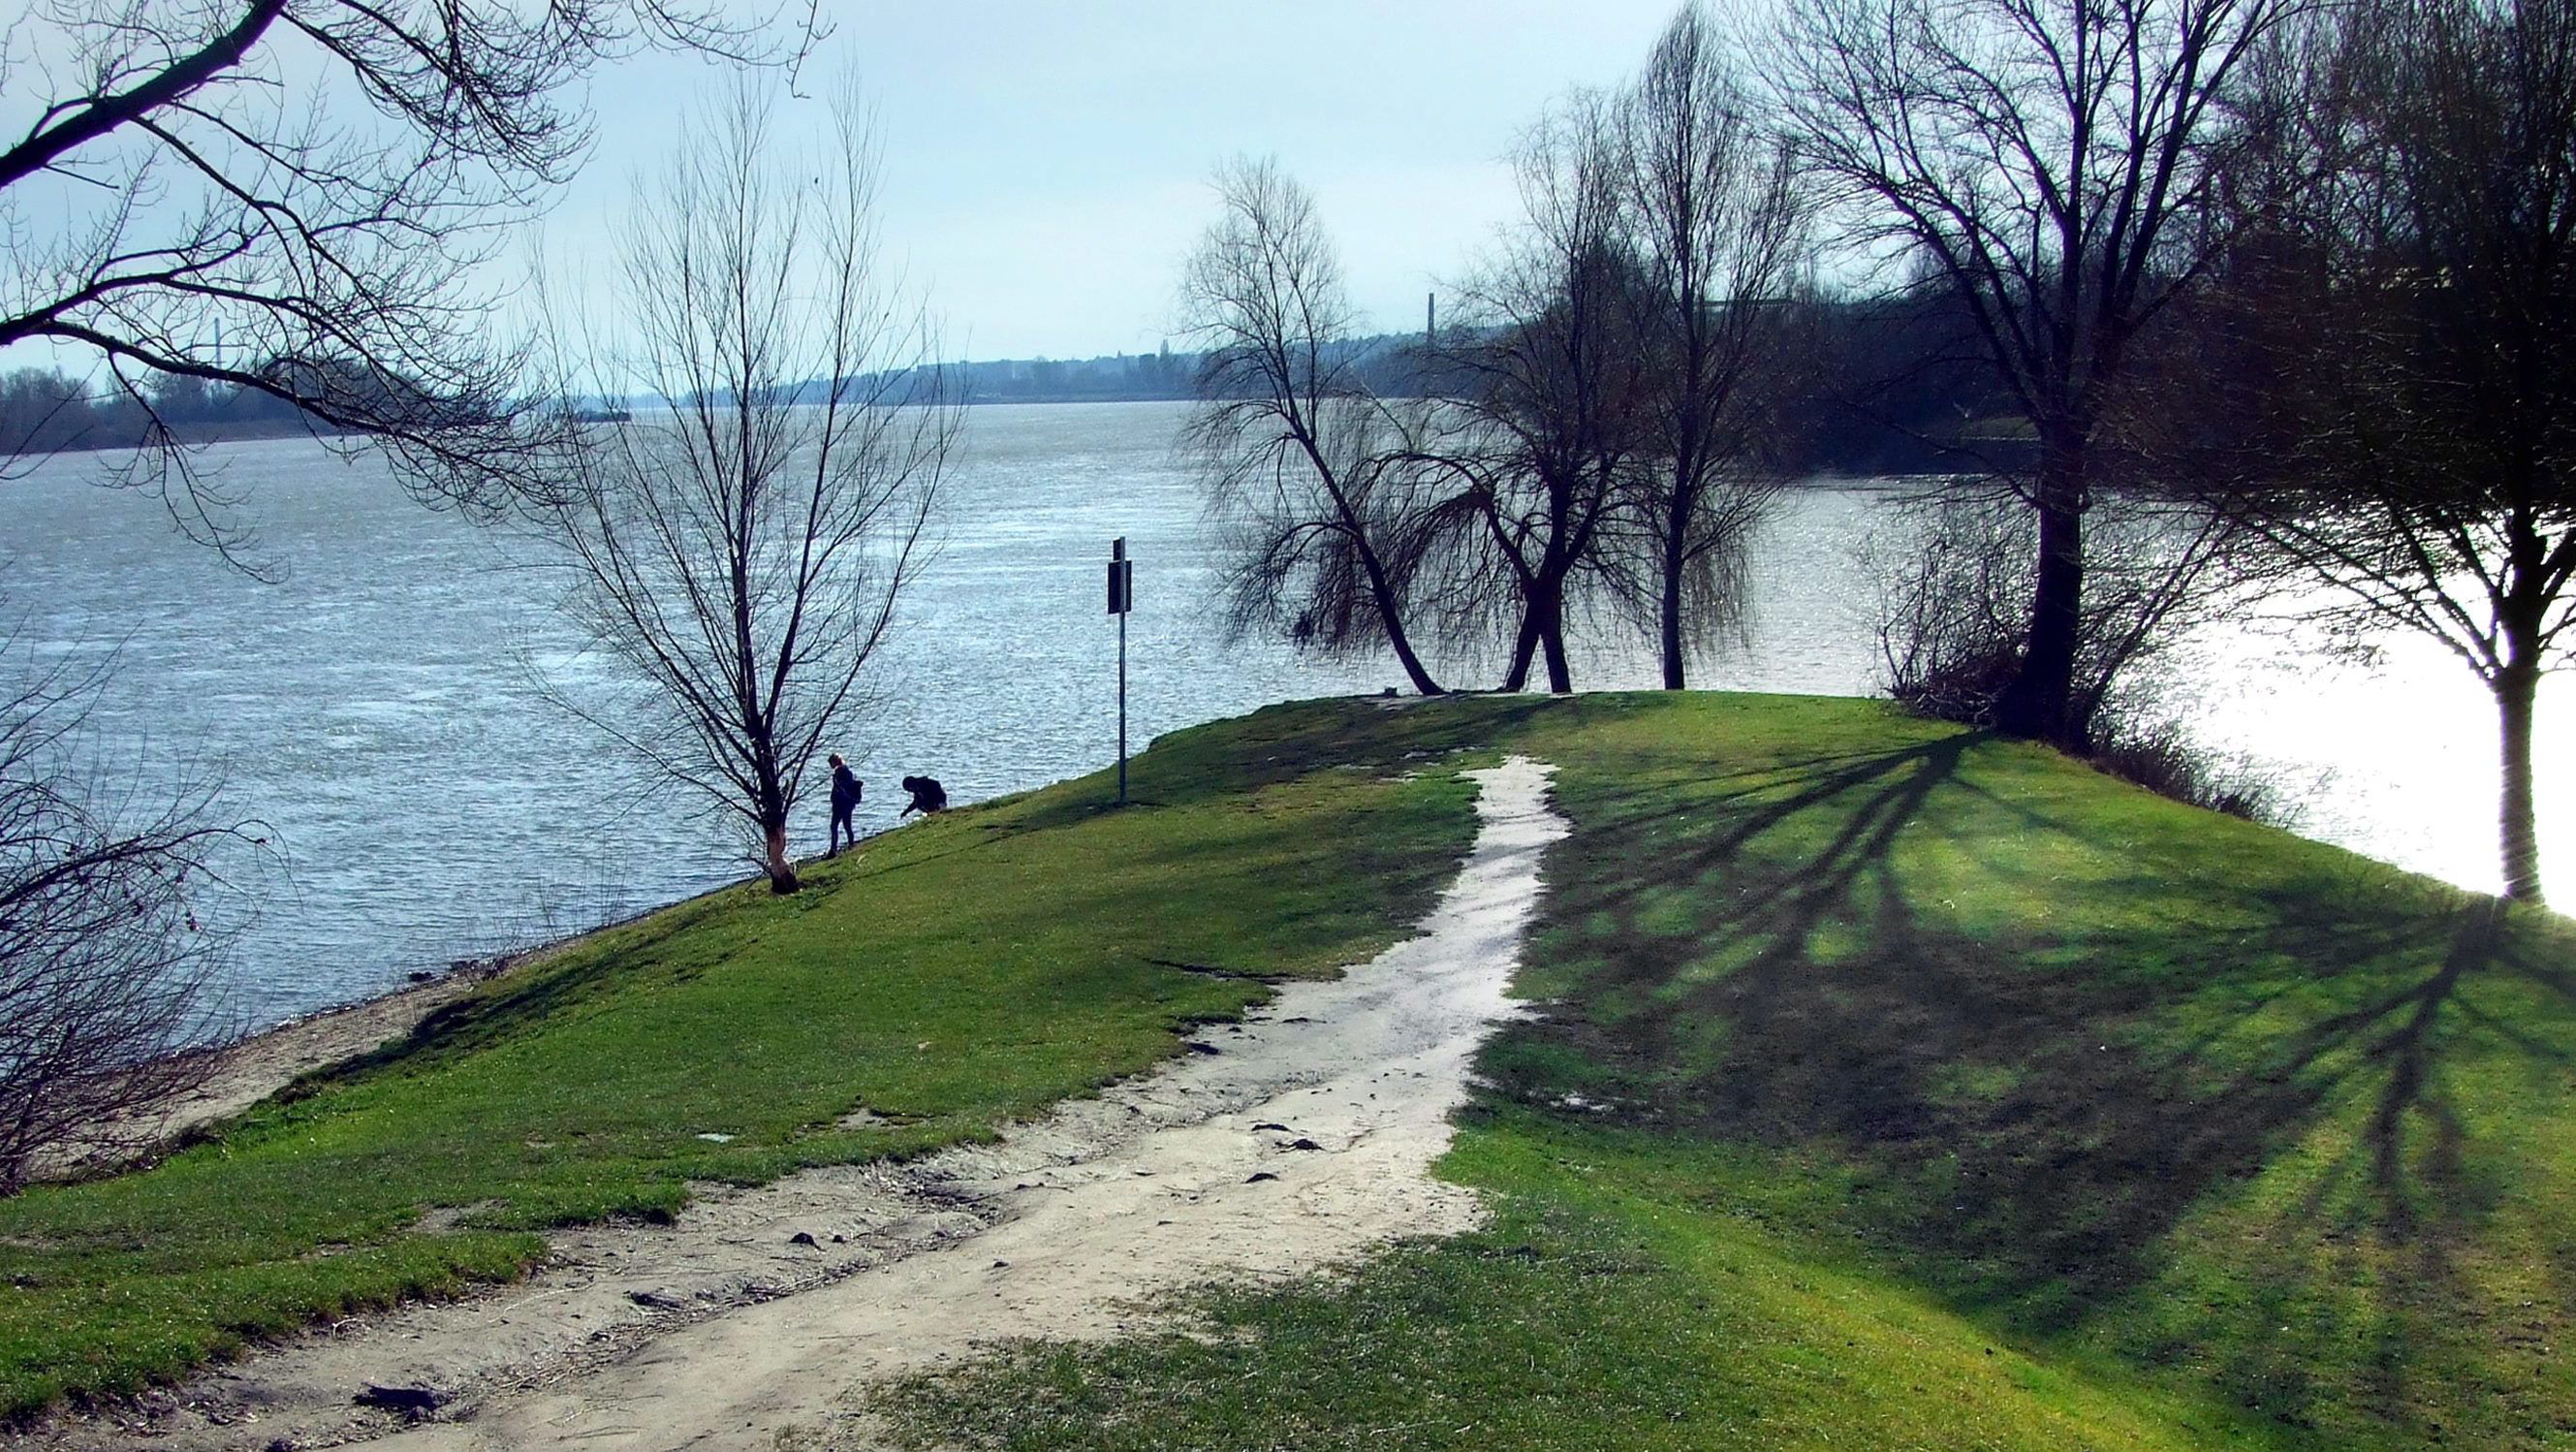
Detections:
[28, 757, 1566, 1452]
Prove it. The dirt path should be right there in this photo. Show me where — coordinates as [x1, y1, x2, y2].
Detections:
[28, 758, 1567, 1452]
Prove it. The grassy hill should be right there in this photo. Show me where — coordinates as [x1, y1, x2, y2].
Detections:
[0, 727, 1478, 1418]
[7, 692, 2570, 1447]
[878, 693, 2576, 1450]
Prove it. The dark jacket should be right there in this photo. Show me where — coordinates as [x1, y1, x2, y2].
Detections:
[831, 765, 863, 813]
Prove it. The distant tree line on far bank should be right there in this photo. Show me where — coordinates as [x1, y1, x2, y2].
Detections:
[0, 361, 443, 459]
[946, 301, 2017, 479]
[6, 298, 2013, 481]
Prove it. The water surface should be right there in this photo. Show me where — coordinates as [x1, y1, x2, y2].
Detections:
[2, 400, 2558, 1027]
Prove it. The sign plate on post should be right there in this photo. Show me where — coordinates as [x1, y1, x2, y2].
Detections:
[1109, 538, 1132, 805]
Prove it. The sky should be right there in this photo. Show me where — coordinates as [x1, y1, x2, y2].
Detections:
[549, 1, 1689, 362]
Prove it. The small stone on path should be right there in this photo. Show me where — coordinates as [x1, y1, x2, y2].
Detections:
[354, 1384, 446, 1418]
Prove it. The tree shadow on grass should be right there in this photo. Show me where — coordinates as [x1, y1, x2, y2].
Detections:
[1479, 729, 2567, 1432]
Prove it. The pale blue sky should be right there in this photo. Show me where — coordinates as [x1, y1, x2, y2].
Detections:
[558, 1, 1687, 361]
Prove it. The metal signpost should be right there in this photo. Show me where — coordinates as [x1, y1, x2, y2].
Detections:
[1107, 537, 1135, 805]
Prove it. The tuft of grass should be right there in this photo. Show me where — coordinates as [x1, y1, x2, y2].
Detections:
[0, 700, 1487, 1419]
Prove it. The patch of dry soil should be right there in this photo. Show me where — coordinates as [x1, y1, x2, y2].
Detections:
[24, 757, 1566, 1452]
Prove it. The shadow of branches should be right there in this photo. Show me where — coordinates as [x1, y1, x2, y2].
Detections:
[1479, 729, 2554, 1356]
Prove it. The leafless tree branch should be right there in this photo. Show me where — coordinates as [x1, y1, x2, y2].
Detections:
[517, 79, 951, 895]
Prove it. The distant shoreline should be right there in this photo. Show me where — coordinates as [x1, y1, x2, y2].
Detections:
[1, 417, 359, 460]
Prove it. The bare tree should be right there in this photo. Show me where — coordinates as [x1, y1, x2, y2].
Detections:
[1774, 0, 2295, 747]
[0, 0, 812, 551]
[1180, 158, 1446, 697]
[0, 1, 815, 1183]
[2204, 0, 2576, 902]
[524, 82, 952, 895]
[1621, 3, 1816, 689]
[0, 634, 250, 1193]
[1431, 94, 1652, 694]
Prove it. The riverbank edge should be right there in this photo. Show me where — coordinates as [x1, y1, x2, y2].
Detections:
[39, 825, 913, 1188]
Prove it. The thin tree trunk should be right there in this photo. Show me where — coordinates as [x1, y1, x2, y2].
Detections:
[1501, 612, 1541, 691]
[1657, 418, 1703, 689]
[763, 818, 800, 894]
[1325, 481, 1443, 697]
[1658, 541, 1689, 689]
[1997, 450, 2088, 747]
[2497, 655, 2544, 904]
[1377, 598, 1446, 697]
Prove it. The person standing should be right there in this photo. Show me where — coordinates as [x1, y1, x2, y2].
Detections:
[828, 754, 863, 856]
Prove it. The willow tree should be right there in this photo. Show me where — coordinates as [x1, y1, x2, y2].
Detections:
[1433, 93, 1651, 694]
[1775, 0, 2294, 746]
[1180, 158, 1445, 696]
[528, 84, 952, 894]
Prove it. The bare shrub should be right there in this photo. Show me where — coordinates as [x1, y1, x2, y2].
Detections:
[2086, 715, 2295, 825]
[1867, 489, 2240, 749]
[0, 641, 251, 1192]
[1867, 491, 2032, 725]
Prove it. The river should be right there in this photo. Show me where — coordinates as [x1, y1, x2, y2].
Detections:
[1, 399, 2560, 1028]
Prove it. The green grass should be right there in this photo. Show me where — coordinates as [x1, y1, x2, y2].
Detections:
[873, 692, 2576, 1450]
[875, 1117, 2281, 1452]
[0, 703, 1487, 1418]
[16, 691, 2573, 1443]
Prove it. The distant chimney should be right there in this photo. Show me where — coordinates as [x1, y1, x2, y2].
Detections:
[1426, 292, 1436, 345]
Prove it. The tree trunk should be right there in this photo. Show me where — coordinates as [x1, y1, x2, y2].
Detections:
[1312, 452, 1442, 697]
[1379, 604, 1445, 696]
[1501, 611, 1541, 692]
[1996, 454, 2087, 748]
[1658, 542, 1688, 690]
[1533, 574, 1573, 694]
[1347, 524, 1443, 696]
[762, 819, 800, 894]
[2497, 657, 2544, 904]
